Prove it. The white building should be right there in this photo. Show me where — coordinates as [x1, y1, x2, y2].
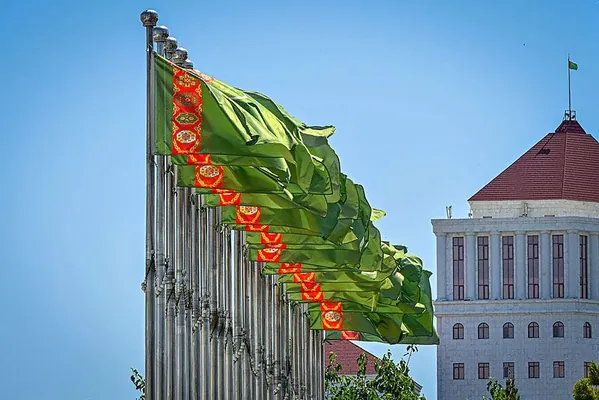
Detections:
[434, 115, 599, 400]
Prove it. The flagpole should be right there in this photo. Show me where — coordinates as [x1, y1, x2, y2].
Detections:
[140, 10, 158, 400]
[152, 24, 169, 400]
[568, 54, 572, 118]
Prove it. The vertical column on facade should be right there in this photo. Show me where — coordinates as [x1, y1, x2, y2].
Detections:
[446, 236, 453, 300]
[540, 231, 551, 299]
[516, 233, 526, 299]
[466, 233, 476, 300]
[491, 232, 501, 300]
[567, 230, 579, 299]
[590, 233, 599, 300]
[436, 234, 447, 301]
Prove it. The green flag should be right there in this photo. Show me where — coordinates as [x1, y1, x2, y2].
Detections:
[569, 60, 578, 70]
[153, 53, 333, 194]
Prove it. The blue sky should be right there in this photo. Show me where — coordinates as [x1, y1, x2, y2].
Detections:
[1, 0, 598, 398]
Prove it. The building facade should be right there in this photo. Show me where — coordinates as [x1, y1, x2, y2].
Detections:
[434, 117, 599, 400]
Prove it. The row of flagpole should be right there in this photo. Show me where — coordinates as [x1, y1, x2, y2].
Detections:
[141, 10, 324, 399]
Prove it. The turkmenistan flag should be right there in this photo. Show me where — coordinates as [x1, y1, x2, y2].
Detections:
[326, 330, 439, 345]
[262, 262, 362, 275]
[398, 270, 438, 344]
[203, 190, 329, 217]
[277, 269, 391, 285]
[177, 163, 290, 193]
[569, 60, 578, 70]
[308, 304, 408, 344]
[245, 91, 342, 202]
[224, 175, 362, 243]
[153, 53, 333, 194]
[245, 231, 361, 251]
[282, 273, 391, 293]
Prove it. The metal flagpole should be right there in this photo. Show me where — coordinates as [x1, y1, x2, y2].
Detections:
[140, 10, 158, 400]
[180, 59, 194, 400]
[190, 193, 200, 400]
[247, 250, 256, 400]
[171, 48, 187, 400]
[165, 158, 176, 400]
[216, 209, 226, 398]
[568, 54, 572, 118]
[151, 24, 169, 400]
[272, 280, 282, 399]
[265, 275, 274, 399]
[210, 208, 219, 399]
[200, 199, 211, 400]
[224, 225, 233, 398]
[253, 261, 264, 400]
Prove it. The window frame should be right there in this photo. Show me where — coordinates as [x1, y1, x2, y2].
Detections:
[453, 363, 465, 380]
[452, 323, 464, 340]
[528, 322, 539, 338]
[527, 235, 539, 299]
[478, 363, 490, 380]
[584, 322, 592, 339]
[502, 236, 514, 299]
[503, 322, 514, 339]
[453, 237, 465, 300]
[553, 361, 565, 378]
[478, 322, 489, 339]
[503, 362, 514, 379]
[553, 235, 565, 298]
[477, 236, 490, 300]
[528, 362, 540, 379]
[553, 321, 564, 338]
[581, 235, 588, 299]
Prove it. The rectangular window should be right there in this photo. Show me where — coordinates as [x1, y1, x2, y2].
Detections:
[502, 236, 514, 299]
[553, 361, 565, 378]
[581, 235, 588, 299]
[503, 362, 514, 379]
[478, 236, 489, 300]
[529, 362, 540, 378]
[528, 236, 539, 299]
[453, 363, 464, 380]
[585, 362, 591, 378]
[553, 235, 565, 298]
[478, 363, 489, 379]
[453, 237, 465, 300]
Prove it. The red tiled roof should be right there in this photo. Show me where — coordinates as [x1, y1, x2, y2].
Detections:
[469, 119, 599, 202]
[324, 340, 380, 375]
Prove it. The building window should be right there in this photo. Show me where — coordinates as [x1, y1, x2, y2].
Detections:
[478, 323, 489, 339]
[553, 321, 564, 338]
[503, 322, 514, 339]
[453, 237, 465, 300]
[478, 236, 489, 300]
[503, 362, 515, 379]
[453, 323, 464, 340]
[502, 236, 514, 299]
[553, 361, 565, 378]
[528, 362, 540, 378]
[453, 363, 464, 380]
[528, 322, 539, 338]
[528, 235, 539, 299]
[553, 235, 565, 298]
[585, 362, 591, 378]
[478, 363, 490, 379]
[581, 235, 589, 299]
[584, 322, 592, 339]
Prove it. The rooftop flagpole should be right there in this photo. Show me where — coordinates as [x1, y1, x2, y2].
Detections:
[568, 54, 572, 119]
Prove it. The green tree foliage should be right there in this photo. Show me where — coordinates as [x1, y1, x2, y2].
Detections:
[573, 362, 599, 400]
[482, 377, 519, 400]
[130, 368, 145, 400]
[325, 345, 425, 400]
